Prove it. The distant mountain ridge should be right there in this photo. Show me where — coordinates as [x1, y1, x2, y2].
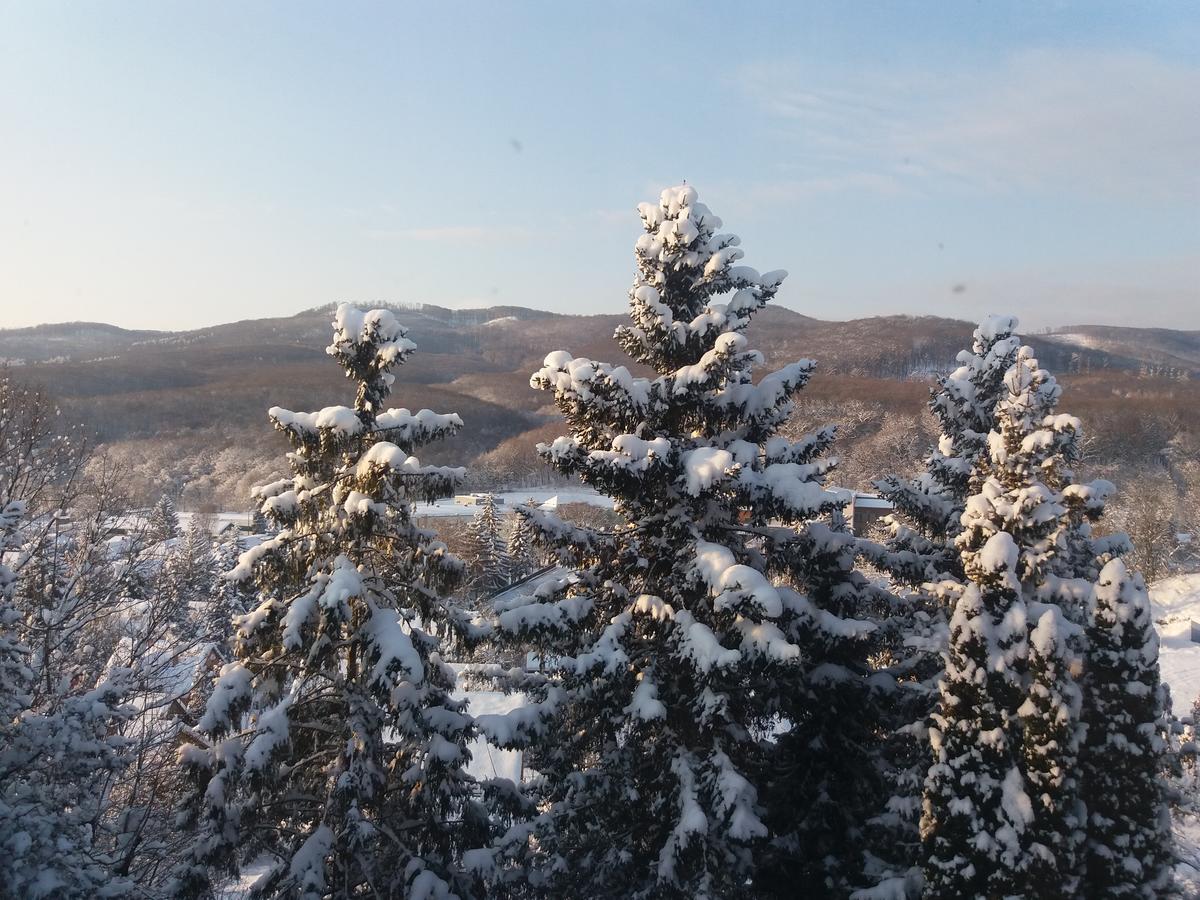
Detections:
[0, 321, 172, 362]
[4, 302, 1197, 374]
[2, 303, 1196, 459]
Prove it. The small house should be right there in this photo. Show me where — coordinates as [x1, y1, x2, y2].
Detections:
[846, 493, 894, 536]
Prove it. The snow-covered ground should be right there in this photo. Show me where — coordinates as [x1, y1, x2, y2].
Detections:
[411, 488, 614, 518]
[457, 689, 525, 784]
[177, 511, 253, 533]
[1152, 573, 1200, 714]
[1045, 331, 1104, 350]
[172, 489, 612, 530]
[1150, 572, 1200, 893]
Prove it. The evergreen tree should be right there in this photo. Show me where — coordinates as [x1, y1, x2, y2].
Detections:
[203, 535, 253, 646]
[757, 523, 898, 898]
[504, 504, 540, 583]
[1019, 604, 1084, 896]
[465, 493, 509, 599]
[159, 516, 216, 637]
[148, 493, 180, 543]
[1080, 559, 1172, 897]
[863, 316, 1021, 892]
[923, 347, 1087, 898]
[922, 530, 1029, 899]
[478, 185, 851, 898]
[874, 315, 1020, 585]
[173, 304, 492, 899]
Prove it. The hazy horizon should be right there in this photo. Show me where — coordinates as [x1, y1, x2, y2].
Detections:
[3, 1, 1198, 332]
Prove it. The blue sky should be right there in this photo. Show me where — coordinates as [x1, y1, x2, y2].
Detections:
[1, 1, 1197, 330]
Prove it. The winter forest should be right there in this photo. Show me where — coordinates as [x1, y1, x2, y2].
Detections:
[3, 184, 1197, 899]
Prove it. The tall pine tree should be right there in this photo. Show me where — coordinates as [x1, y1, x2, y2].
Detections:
[1081, 558, 1172, 897]
[504, 504, 540, 583]
[465, 494, 510, 601]
[923, 347, 1088, 898]
[476, 185, 853, 898]
[757, 521, 897, 897]
[874, 315, 1020, 586]
[863, 316, 1021, 893]
[173, 304, 492, 899]
[148, 493, 180, 543]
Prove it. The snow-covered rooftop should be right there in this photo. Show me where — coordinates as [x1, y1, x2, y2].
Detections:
[849, 495, 893, 510]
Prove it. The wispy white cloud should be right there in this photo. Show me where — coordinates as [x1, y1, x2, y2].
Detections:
[737, 49, 1200, 201]
[743, 172, 907, 203]
[363, 224, 531, 242]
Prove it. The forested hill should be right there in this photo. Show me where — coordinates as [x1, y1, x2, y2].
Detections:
[5, 303, 1197, 439]
[3, 303, 1198, 510]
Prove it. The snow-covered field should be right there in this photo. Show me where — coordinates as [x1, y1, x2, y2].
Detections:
[1150, 573, 1200, 893]
[177, 511, 253, 533]
[411, 488, 614, 518]
[457, 689, 525, 784]
[1152, 573, 1200, 715]
[169, 490, 613, 533]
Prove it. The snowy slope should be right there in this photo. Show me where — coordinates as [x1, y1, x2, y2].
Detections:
[1152, 573, 1200, 713]
[1150, 573, 1200, 894]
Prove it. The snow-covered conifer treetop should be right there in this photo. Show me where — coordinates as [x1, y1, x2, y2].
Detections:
[257, 305, 464, 521]
[486, 185, 857, 897]
[1081, 557, 1172, 896]
[531, 184, 838, 525]
[869, 312, 1025, 600]
[175, 303, 486, 899]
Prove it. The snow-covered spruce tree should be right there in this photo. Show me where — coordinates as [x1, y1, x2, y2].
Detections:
[203, 535, 254, 646]
[921, 529, 1029, 899]
[1019, 603, 1084, 897]
[159, 516, 216, 638]
[477, 185, 853, 898]
[1080, 559, 1172, 897]
[465, 494, 509, 601]
[874, 315, 1020, 587]
[923, 347, 1088, 898]
[855, 317, 1020, 894]
[504, 506, 539, 583]
[173, 305, 493, 899]
[149, 493, 180, 542]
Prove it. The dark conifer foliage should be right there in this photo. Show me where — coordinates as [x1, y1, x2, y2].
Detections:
[173, 305, 493, 899]
[1080, 559, 1173, 897]
[474, 185, 873, 899]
